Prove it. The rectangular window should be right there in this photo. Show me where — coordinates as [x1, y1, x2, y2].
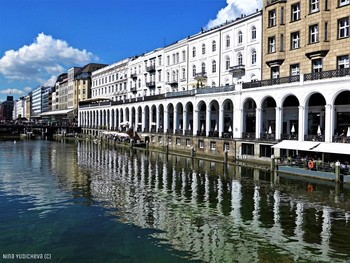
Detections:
[324, 22, 328, 41]
[291, 31, 300, 49]
[290, 64, 300, 76]
[310, 0, 319, 13]
[268, 36, 276, 53]
[280, 7, 284, 24]
[339, 0, 350, 6]
[280, 34, 284, 51]
[291, 3, 300, 21]
[271, 66, 280, 79]
[309, 24, 319, 43]
[224, 143, 230, 152]
[210, 142, 216, 150]
[199, 140, 204, 149]
[269, 9, 276, 27]
[337, 55, 349, 69]
[312, 59, 322, 73]
[339, 17, 349, 39]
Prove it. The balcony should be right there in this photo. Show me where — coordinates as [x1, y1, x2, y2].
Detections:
[167, 80, 178, 87]
[130, 73, 137, 79]
[146, 81, 156, 88]
[130, 86, 137, 93]
[146, 65, 156, 72]
[242, 75, 300, 89]
[304, 68, 350, 81]
[194, 72, 207, 81]
[229, 65, 245, 77]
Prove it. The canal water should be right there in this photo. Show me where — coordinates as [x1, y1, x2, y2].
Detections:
[1, 140, 350, 263]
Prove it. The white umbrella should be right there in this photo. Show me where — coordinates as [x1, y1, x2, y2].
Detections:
[268, 126, 272, 134]
[291, 124, 295, 134]
[201, 123, 204, 131]
[214, 123, 217, 131]
[347, 127, 350, 137]
[317, 125, 322, 135]
[179, 123, 182, 130]
[228, 126, 232, 132]
[188, 123, 191, 130]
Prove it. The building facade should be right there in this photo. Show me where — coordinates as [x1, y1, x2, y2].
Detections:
[262, 0, 350, 79]
[78, 7, 350, 161]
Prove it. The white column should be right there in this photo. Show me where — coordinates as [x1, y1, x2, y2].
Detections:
[142, 109, 146, 132]
[150, 108, 154, 132]
[135, 109, 139, 132]
[206, 109, 210, 137]
[255, 107, 262, 139]
[275, 106, 282, 140]
[173, 109, 178, 134]
[164, 110, 168, 133]
[218, 109, 223, 138]
[183, 110, 187, 135]
[324, 104, 334, 143]
[233, 108, 243, 139]
[193, 109, 198, 136]
[156, 107, 160, 131]
[298, 106, 306, 141]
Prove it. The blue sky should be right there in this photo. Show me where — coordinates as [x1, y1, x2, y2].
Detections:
[0, 0, 262, 102]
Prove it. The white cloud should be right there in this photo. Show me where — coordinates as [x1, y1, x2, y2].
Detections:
[0, 88, 26, 95]
[206, 0, 262, 29]
[0, 33, 98, 83]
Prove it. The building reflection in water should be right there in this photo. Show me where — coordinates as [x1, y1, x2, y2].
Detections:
[72, 141, 350, 262]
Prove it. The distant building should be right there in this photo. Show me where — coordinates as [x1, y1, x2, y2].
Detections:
[0, 96, 14, 121]
[13, 97, 26, 120]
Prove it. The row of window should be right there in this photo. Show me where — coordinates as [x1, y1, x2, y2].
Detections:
[165, 27, 257, 66]
[269, 0, 349, 27]
[270, 55, 349, 79]
[268, 17, 349, 53]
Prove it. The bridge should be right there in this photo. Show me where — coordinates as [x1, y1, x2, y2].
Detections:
[0, 123, 81, 138]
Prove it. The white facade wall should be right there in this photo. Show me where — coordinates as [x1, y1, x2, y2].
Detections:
[13, 98, 25, 119]
[91, 59, 130, 101]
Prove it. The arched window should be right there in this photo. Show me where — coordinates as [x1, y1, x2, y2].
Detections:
[238, 31, 243, 44]
[166, 71, 170, 82]
[237, 53, 243, 65]
[182, 68, 186, 80]
[212, 40, 216, 52]
[225, 56, 230, 70]
[251, 49, 257, 65]
[201, 62, 206, 73]
[211, 81, 216, 87]
[226, 35, 230, 48]
[212, 60, 217, 73]
[192, 65, 196, 76]
[251, 26, 257, 40]
[192, 47, 196, 57]
[172, 70, 176, 81]
[202, 44, 206, 55]
[138, 79, 141, 87]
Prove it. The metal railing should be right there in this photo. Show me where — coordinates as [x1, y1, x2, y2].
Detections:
[196, 85, 235, 94]
[304, 68, 350, 81]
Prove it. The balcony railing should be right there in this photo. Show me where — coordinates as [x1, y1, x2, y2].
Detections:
[130, 73, 137, 79]
[260, 133, 276, 141]
[242, 68, 349, 90]
[281, 133, 298, 140]
[304, 134, 324, 142]
[304, 68, 350, 81]
[208, 131, 219, 138]
[242, 132, 255, 140]
[196, 85, 235, 94]
[146, 65, 156, 72]
[165, 89, 196, 98]
[130, 86, 137, 92]
[146, 81, 156, 88]
[194, 72, 207, 80]
[229, 65, 245, 76]
[242, 75, 300, 89]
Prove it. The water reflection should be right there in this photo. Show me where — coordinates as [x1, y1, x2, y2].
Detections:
[74, 141, 350, 262]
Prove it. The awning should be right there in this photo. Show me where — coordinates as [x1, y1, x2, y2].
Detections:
[40, 109, 75, 116]
[102, 131, 129, 138]
[311, 142, 350, 155]
[271, 140, 320, 151]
